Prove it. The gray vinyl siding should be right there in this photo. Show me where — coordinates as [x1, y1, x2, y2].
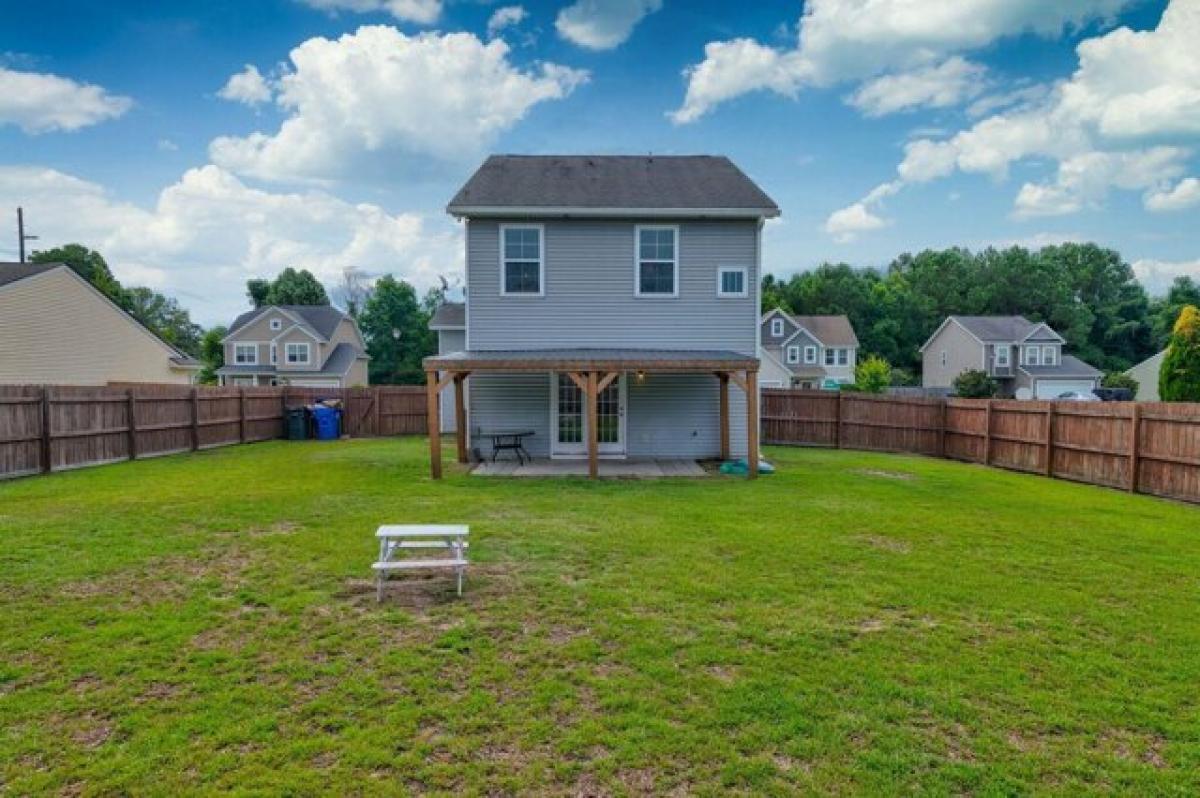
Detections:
[438, 329, 466, 432]
[468, 373, 551, 457]
[466, 219, 758, 356]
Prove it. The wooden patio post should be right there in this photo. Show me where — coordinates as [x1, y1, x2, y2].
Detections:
[718, 372, 730, 461]
[587, 371, 599, 479]
[454, 373, 468, 464]
[746, 369, 759, 479]
[426, 370, 442, 479]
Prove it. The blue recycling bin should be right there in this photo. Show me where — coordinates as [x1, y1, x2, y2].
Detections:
[311, 405, 341, 440]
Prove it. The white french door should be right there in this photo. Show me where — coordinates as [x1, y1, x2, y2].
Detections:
[550, 372, 626, 457]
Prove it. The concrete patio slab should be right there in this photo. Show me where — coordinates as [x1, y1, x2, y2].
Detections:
[471, 458, 707, 478]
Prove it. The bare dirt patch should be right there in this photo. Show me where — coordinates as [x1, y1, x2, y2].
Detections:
[855, 468, 916, 481]
[855, 534, 912, 554]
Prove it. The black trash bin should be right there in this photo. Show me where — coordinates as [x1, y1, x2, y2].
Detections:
[285, 406, 310, 440]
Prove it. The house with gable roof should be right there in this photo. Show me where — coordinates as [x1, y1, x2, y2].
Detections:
[217, 304, 369, 388]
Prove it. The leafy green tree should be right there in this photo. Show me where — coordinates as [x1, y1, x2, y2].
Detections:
[1151, 276, 1200, 348]
[1160, 306, 1200, 402]
[32, 244, 125, 305]
[953, 369, 998, 398]
[246, 268, 330, 307]
[358, 275, 434, 385]
[854, 355, 891, 394]
[197, 326, 227, 385]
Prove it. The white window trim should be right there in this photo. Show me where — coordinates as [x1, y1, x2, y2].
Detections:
[499, 223, 545, 297]
[1042, 345, 1057, 366]
[804, 345, 817, 364]
[285, 342, 312, 365]
[634, 224, 680, 298]
[786, 345, 800, 364]
[269, 318, 282, 331]
[1024, 345, 1041, 366]
[771, 318, 784, 337]
[716, 266, 748, 298]
[233, 342, 259, 365]
[270, 344, 277, 365]
[995, 345, 1011, 367]
[940, 350, 947, 367]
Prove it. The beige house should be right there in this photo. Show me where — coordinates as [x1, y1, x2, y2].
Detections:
[921, 315, 1101, 399]
[758, 309, 859, 389]
[1126, 350, 1165, 401]
[0, 262, 200, 385]
[217, 305, 369, 388]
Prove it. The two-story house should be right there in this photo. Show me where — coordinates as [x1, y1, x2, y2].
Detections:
[920, 315, 1101, 398]
[422, 154, 779, 478]
[429, 301, 466, 432]
[216, 304, 369, 388]
[758, 309, 859, 389]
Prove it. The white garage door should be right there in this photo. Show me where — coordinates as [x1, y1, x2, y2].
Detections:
[1035, 379, 1095, 399]
[288, 379, 340, 388]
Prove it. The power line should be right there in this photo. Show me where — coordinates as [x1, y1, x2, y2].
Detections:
[16, 207, 39, 263]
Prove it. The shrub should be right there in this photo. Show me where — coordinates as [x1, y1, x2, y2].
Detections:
[854, 356, 892, 394]
[1101, 371, 1139, 393]
[953, 369, 998, 398]
[1160, 305, 1200, 402]
[889, 366, 918, 387]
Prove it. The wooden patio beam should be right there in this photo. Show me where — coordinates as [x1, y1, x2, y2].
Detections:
[426, 370, 441, 480]
[597, 371, 619, 394]
[727, 371, 749, 394]
[717, 372, 730, 461]
[746, 369, 759, 479]
[587, 371, 599, 479]
[453, 373, 468, 464]
[566, 372, 588, 393]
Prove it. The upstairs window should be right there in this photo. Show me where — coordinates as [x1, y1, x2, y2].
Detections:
[270, 345, 277, 364]
[233, 343, 257, 365]
[1042, 345, 1057, 366]
[804, 346, 817, 364]
[995, 345, 1011, 367]
[270, 318, 282, 331]
[824, 348, 849, 366]
[786, 345, 800, 364]
[285, 342, 310, 365]
[636, 226, 678, 297]
[717, 266, 747, 297]
[1025, 345, 1041, 366]
[770, 318, 784, 337]
[500, 225, 543, 296]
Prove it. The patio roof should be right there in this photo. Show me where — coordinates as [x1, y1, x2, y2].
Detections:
[424, 348, 759, 373]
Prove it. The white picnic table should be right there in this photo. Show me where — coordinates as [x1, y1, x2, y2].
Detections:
[373, 524, 469, 600]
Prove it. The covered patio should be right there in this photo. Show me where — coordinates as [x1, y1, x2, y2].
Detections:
[422, 349, 761, 480]
[472, 458, 707, 478]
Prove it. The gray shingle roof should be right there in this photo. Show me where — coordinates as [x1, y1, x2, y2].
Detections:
[1020, 355, 1102, 379]
[952, 316, 1038, 341]
[447, 155, 780, 216]
[426, 348, 757, 369]
[217, 343, 366, 377]
[0, 261, 60, 288]
[788, 314, 859, 347]
[228, 304, 350, 340]
[429, 302, 465, 329]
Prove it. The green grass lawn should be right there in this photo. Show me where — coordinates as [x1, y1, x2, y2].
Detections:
[2, 439, 1199, 795]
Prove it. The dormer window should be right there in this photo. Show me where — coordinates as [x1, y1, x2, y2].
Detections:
[786, 345, 800, 364]
[771, 318, 784, 337]
[500, 224, 543, 296]
[635, 225, 678, 297]
[270, 318, 282, 331]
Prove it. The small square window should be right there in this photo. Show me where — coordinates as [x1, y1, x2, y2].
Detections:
[270, 318, 282, 331]
[718, 267, 747, 297]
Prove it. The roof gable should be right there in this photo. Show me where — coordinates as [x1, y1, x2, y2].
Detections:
[429, 302, 465, 329]
[448, 155, 780, 218]
[0, 261, 60, 289]
[227, 304, 352, 341]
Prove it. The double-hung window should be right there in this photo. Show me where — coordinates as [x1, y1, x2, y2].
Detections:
[285, 342, 310, 365]
[771, 318, 784, 337]
[636, 226, 678, 297]
[825, 348, 849, 366]
[1042, 346, 1057, 366]
[233, 343, 257, 365]
[786, 345, 800, 364]
[1024, 345, 1041, 366]
[500, 225, 543, 295]
[717, 266, 747, 297]
[804, 346, 817, 364]
[995, 345, 1011, 368]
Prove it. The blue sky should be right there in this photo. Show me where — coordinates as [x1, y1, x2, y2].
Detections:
[2, 0, 1197, 325]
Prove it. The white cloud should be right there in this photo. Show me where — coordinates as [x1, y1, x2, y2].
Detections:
[848, 57, 987, 117]
[1145, 177, 1200, 212]
[1133, 258, 1200, 296]
[824, 202, 888, 243]
[157, 139, 179, 152]
[487, 5, 528, 38]
[672, 0, 1130, 123]
[296, 0, 442, 24]
[555, 0, 662, 50]
[831, 0, 1200, 237]
[208, 26, 588, 183]
[0, 164, 461, 324]
[0, 66, 132, 134]
[217, 64, 273, 106]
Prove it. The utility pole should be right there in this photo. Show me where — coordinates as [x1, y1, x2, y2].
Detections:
[17, 207, 38, 263]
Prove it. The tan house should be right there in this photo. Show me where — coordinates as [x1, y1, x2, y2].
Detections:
[921, 315, 1101, 399]
[758, 309, 859, 389]
[0, 261, 200, 385]
[1126, 349, 1165, 401]
[217, 305, 369, 388]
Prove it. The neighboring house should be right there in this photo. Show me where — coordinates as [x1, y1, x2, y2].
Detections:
[758, 309, 858, 389]
[1126, 349, 1166, 401]
[429, 301, 466, 432]
[216, 305, 369, 388]
[424, 154, 779, 462]
[0, 262, 200, 385]
[920, 315, 1101, 399]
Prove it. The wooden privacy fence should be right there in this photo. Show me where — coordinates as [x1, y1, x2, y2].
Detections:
[0, 384, 425, 480]
[762, 389, 1200, 505]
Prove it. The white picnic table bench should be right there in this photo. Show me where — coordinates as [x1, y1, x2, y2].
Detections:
[373, 524, 469, 600]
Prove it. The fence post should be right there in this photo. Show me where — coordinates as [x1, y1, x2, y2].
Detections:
[373, 387, 382, 436]
[938, 399, 947, 458]
[190, 387, 200, 451]
[40, 386, 52, 473]
[1129, 403, 1141, 493]
[1045, 401, 1055, 477]
[834, 392, 843, 448]
[127, 388, 138, 460]
[982, 400, 992, 465]
[239, 388, 247, 443]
